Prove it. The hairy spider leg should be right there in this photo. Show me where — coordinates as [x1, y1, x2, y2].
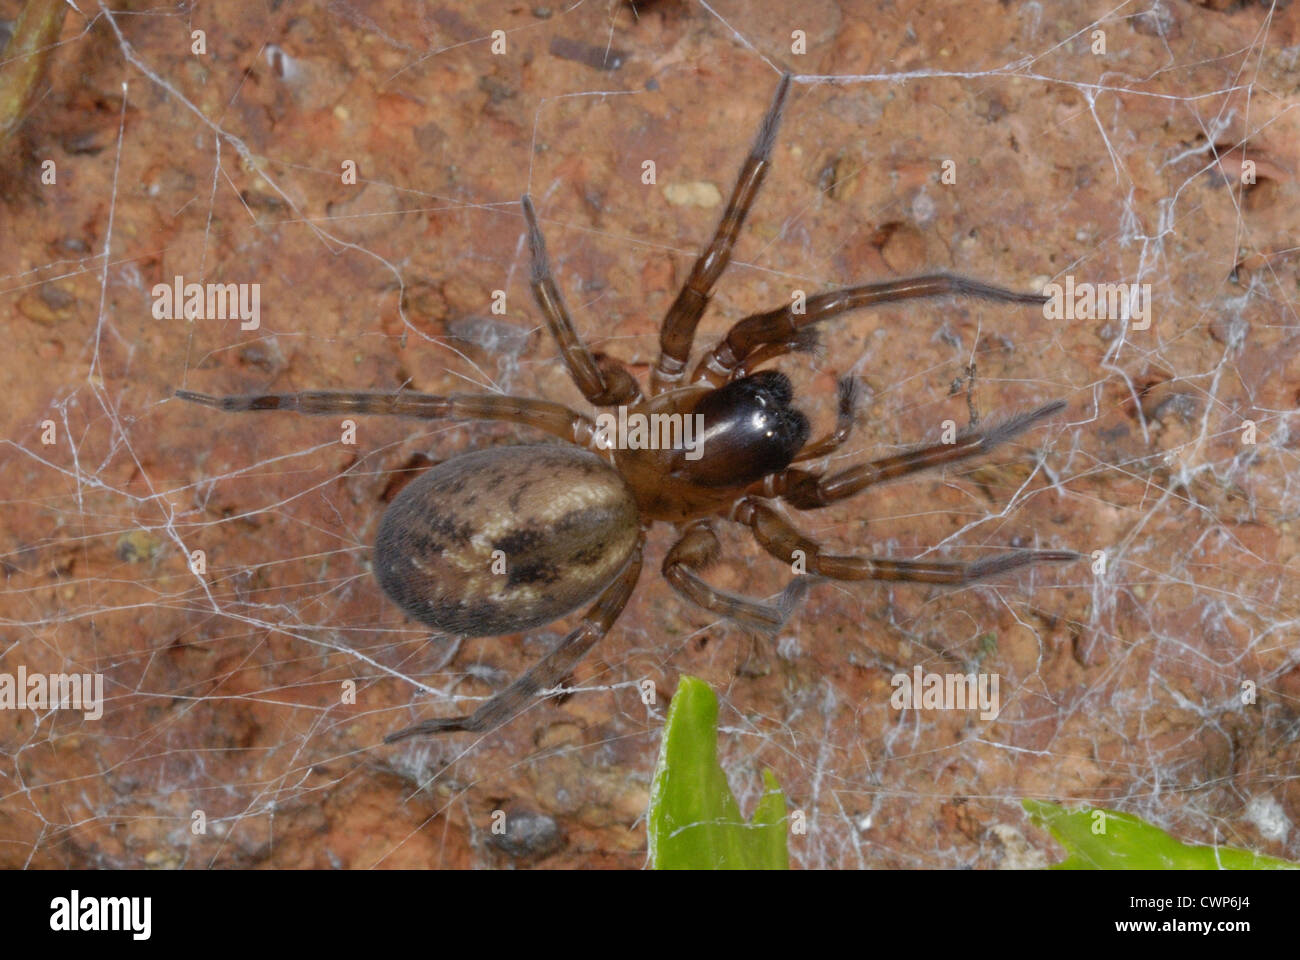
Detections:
[734, 497, 1079, 585]
[692, 274, 1048, 387]
[760, 400, 1068, 510]
[650, 72, 792, 395]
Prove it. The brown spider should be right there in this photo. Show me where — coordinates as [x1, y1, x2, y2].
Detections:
[177, 73, 1076, 741]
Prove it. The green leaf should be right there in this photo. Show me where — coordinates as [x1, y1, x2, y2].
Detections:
[1024, 799, 1300, 869]
[648, 676, 788, 870]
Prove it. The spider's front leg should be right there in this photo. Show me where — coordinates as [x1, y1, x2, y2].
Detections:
[173, 389, 600, 447]
[385, 532, 645, 740]
[650, 73, 792, 395]
[692, 274, 1048, 387]
[522, 196, 642, 407]
[759, 399, 1068, 509]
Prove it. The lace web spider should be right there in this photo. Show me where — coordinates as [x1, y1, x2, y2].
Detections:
[177, 73, 1077, 741]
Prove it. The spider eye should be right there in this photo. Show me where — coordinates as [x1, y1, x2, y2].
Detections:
[743, 369, 794, 405]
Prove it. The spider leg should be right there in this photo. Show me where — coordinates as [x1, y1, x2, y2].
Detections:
[522, 196, 642, 407]
[663, 520, 808, 634]
[692, 274, 1047, 387]
[733, 497, 1080, 585]
[760, 400, 1066, 509]
[650, 73, 792, 396]
[384, 532, 645, 740]
[174, 389, 600, 447]
[728, 327, 821, 381]
[792, 376, 863, 463]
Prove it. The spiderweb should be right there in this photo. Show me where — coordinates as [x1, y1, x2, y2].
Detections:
[1, 0, 1297, 869]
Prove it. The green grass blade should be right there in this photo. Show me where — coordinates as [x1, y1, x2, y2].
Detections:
[648, 676, 788, 870]
[1024, 799, 1300, 869]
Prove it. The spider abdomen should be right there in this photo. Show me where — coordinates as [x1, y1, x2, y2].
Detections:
[374, 444, 640, 637]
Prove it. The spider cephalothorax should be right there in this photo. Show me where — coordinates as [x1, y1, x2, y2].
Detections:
[177, 72, 1076, 741]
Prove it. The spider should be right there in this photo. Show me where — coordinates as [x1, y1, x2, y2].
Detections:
[176, 73, 1077, 742]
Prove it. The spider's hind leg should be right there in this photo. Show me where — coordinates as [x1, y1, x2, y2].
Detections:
[384, 533, 645, 740]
